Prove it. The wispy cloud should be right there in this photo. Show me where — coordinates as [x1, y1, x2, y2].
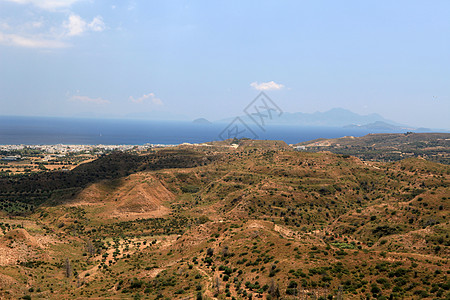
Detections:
[89, 16, 106, 32]
[0, 31, 68, 48]
[3, 0, 83, 10]
[69, 95, 110, 105]
[128, 0, 136, 11]
[129, 93, 163, 105]
[250, 81, 285, 91]
[0, 1, 105, 49]
[0, 22, 11, 31]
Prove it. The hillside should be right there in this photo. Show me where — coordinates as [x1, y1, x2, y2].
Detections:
[0, 149, 219, 215]
[295, 132, 450, 165]
[0, 141, 448, 299]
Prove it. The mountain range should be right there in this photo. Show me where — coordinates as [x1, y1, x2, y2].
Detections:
[213, 107, 433, 131]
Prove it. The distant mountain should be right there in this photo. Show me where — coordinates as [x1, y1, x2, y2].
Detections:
[276, 108, 399, 127]
[219, 107, 404, 128]
[192, 118, 212, 124]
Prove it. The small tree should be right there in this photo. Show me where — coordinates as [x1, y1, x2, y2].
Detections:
[222, 246, 229, 258]
[268, 279, 280, 299]
[86, 240, 95, 256]
[64, 258, 72, 278]
[213, 276, 220, 295]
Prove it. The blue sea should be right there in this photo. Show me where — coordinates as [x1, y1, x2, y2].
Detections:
[0, 116, 420, 145]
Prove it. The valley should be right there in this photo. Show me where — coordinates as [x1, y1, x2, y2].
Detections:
[0, 139, 448, 299]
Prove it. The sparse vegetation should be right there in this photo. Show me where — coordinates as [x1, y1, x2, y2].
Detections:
[0, 140, 448, 299]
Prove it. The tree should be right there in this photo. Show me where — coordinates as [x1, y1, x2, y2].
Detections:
[213, 276, 220, 294]
[268, 279, 280, 298]
[64, 258, 72, 278]
[222, 246, 229, 258]
[86, 240, 95, 256]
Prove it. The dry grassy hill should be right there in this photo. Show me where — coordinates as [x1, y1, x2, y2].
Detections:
[66, 173, 174, 221]
[295, 132, 450, 164]
[0, 141, 448, 299]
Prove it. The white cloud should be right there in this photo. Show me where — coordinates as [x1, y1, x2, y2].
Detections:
[250, 81, 285, 91]
[88, 16, 105, 32]
[3, 0, 83, 10]
[70, 95, 110, 105]
[0, 31, 68, 48]
[0, 1, 106, 49]
[31, 21, 43, 28]
[129, 93, 163, 106]
[64, 14, 86, 36]
[64, 15, 105, 36]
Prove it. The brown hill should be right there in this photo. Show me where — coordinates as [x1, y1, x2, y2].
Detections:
[0, 229, 43, 266]
[0, 142, 448, 299]
[67, 173, 174, 221]
[295, 132, 450, 164]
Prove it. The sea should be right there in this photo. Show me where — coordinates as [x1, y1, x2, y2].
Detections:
[0, 116, 428, 145]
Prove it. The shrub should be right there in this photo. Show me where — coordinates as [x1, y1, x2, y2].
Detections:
[286, 288, 297, 295]
[371, 284, 381, 294]
[181, 185, 200, 193]
[129, 278, 143, 289]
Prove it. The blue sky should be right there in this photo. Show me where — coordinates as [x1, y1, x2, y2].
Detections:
[0, 0, 449, 129]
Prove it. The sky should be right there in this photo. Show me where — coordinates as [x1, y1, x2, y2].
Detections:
[0, 0, 449, 129]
